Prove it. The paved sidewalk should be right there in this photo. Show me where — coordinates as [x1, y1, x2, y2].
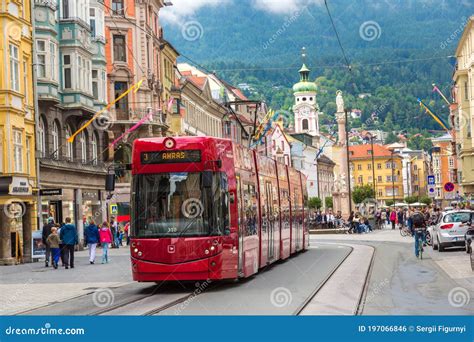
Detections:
[0, 246, 133, 315]
[314, 228, 411, 244]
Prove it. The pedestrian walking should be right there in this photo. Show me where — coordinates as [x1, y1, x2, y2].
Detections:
[59, 217, 78, 269]
[99, 222, 113, 264]
[46, 227, 61, 269]
[110, 217, 118, 248]
[84, 219, 100, 264]
[124, 222, 130, 246]
[390, 209, 397, 230]
[58, 222, 66, 266]
[42, 217, 55, 267]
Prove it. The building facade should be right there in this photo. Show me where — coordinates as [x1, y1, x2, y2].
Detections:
[453, 16, 474, 197]
[431, 134, 459, 205]
[105, 0, 172, 221]
[0, 0, 37, 264]
[349, 144, 404, 205]
[34, 0, 108, 246]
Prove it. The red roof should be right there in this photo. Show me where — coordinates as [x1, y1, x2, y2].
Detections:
[187, 75, 207, 89]
[349, 144, 396, 159]
[231, 87, 248, 100]
[181, 70, 193, 76]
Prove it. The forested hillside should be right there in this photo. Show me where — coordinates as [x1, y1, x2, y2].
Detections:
[162, 0, 473, 142]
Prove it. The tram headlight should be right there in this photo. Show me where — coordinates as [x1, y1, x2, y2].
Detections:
[137, 251, 142, 257]
[204, 249, 209, 255]
[134, 248, 138, 253]
[210, 246, 215, 251]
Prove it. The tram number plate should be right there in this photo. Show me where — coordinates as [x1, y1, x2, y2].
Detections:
[141, 150, 201, 164]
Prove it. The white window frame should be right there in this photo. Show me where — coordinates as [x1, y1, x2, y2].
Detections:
[38, 117, 46, 157]
[80, 131, 87, 163]
[65, 126, 73, 161]
[52, 121, 59, 159]
[50, 42, 57, 81]
[63, 54, 72, 89]
[26, 136, 31, 174]
[9, 44, 20, 91]
[23, 59, 29, 104]
[13, 129, 23, 173]
[91, 133, 98, 165]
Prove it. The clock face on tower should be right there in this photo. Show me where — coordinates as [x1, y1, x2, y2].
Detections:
[300, 106, 311, 117]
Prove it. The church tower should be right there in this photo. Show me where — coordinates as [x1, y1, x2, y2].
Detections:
[292, 52, 320, 138]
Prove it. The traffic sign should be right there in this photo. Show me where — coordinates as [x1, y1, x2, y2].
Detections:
[427, 175, 435, 185]
[444, 182, 455, 192]
[445, 192, 455, 200]
[428, 185, 436, 198]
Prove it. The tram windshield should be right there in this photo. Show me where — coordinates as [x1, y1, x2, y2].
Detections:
[132, 172, 229, 237]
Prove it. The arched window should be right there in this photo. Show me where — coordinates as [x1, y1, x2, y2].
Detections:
[52, 121, 59, 159]
[65, 126, 73, 161]
[91, 132, 98, 165]
[38, 117, 46, 157]
[302, 119, 309, 130]
[80, 131, 87, 163]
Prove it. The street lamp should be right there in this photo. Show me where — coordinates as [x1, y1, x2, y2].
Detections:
[391, 149, 396, 206]
[369, 134, 377, 202]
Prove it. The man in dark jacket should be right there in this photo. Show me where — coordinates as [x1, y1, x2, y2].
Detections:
[42, 217, 55, 267]
[59, 217, 78, 269]
[84, 220, 100, 264]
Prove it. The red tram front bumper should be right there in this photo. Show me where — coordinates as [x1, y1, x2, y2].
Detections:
[131, 254, 225, 281]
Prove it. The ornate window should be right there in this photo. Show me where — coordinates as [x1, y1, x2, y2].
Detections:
[38, 117, 46, 158]
[65, 126, 74, 161]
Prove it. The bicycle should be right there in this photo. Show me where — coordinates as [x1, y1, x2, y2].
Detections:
[414, 228, 426, 259]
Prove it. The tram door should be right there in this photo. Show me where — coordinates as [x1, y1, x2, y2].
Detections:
[236, 176, 244, 277]
[265, 182, 274, 260]
[294, 191, 301, 250]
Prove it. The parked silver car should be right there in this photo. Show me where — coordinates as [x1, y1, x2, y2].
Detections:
[432, 210, 473, 252]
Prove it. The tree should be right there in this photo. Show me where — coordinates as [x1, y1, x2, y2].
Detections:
[404, 196, 417, 204]
[385, 131, 399, 144]
[385, 199, 395, 207]
[352, 184, 375, 204]
[325, 196, 333, 209]
[308, 197, 322, 210]
[420, 196, 432, 206]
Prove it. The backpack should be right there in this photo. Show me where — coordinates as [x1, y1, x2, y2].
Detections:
[411, 212, 425, 228]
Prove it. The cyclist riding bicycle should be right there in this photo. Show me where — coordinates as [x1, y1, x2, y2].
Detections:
[412, 209, 427, 258]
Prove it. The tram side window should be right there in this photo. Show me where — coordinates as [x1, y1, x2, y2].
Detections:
[281, 190, 290, 230]
[259, 178, 267, 232]
[243, 183, 258, 236]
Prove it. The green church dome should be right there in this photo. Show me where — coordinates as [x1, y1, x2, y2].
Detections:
[292, 81, 317, 93]
[292, 63, 317, 93]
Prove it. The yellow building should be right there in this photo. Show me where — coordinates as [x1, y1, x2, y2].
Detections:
[453, 16, 474, 197]
[0, 0, 37, 264]
[349, 144, 404, 205]
[160, 39, 180, 135]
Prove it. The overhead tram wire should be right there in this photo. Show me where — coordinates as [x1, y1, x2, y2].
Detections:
[324, 0, 351, 71]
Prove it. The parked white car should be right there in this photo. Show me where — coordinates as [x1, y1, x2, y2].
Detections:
[432, 210, 473, 252]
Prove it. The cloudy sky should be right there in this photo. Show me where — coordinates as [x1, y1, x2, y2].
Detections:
[160, 0, 324, 23]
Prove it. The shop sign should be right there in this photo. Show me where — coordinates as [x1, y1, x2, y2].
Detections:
[32, 230, 45, 259]
[8, 177, 32, 196]
[39, 189, 62, 196]
[82, 190, 99, 201]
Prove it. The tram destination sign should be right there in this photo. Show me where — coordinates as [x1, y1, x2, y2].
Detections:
[141, 150, 202, 164]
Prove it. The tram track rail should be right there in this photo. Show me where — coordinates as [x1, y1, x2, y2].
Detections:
[294, 243, 375, 316]
[294, 246, 354, 315]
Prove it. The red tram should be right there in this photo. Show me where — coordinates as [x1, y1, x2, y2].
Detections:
[130, 136, 309, 282]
